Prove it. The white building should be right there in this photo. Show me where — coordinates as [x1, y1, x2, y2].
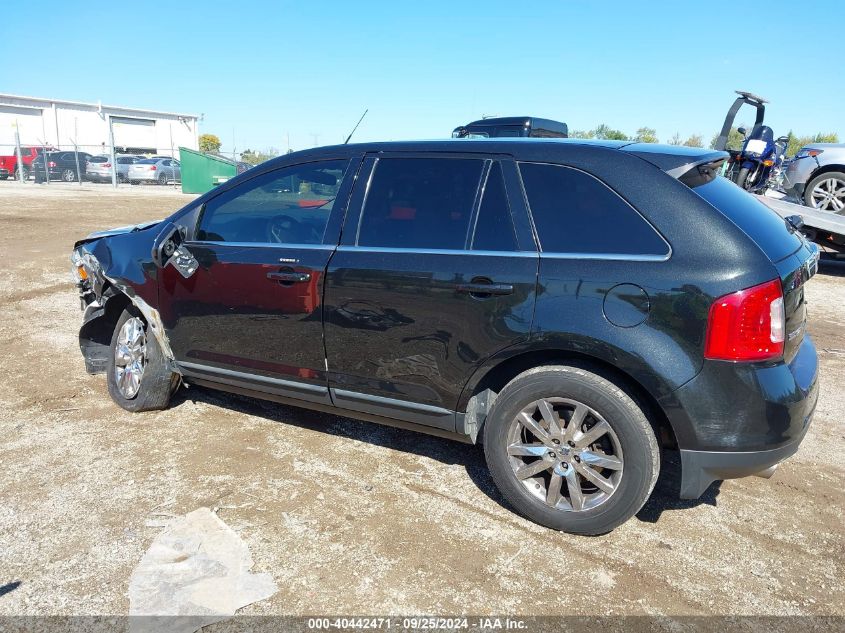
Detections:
[0, 93, 199, 156]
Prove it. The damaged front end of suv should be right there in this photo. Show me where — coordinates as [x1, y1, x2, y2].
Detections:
[71, 219, 196, 376]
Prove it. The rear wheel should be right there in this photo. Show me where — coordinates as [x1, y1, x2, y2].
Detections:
[61, 168, 76, 182]
[158, 173, 168, 185]
[736, 167, 752, 190]
[483, 365, 659, 534]
[804, 171, 845, 213]
[107, 308, 176, 412]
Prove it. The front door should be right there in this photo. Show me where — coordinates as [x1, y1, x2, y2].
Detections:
[323, 154, 539, 430]
[159, 157, 357, 404]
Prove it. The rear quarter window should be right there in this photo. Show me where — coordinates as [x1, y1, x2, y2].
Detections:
[519, 162, 669, 257]
[691, 176, 801, 262]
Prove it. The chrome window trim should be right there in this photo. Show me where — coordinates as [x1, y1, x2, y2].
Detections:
[516, 160, 673, 261]
[335, 245, 665, 261]
[539, 251, 671, 262]
[335, 245, 537, 257]
[186, 240, 335, 250]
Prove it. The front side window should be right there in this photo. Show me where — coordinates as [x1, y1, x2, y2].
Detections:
[197, 159, 349, 245]
[357, 157, 484, 249]
[519, 162, 669, 256]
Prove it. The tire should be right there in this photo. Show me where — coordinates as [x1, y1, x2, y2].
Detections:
[158, 173, 168, 185]
[107, 308, 176, 412]
[736, 167, 751, 190]
[483, 365, 659, 535]
[804, 171, 845, 214]
[17, 166, 30, 181]
[62, 168, 76, 182]
[0, 175, 7, 180]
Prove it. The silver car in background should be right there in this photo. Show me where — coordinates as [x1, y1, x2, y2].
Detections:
[783, 143, 845, 213]
[85, 155, 142, 183]
[127, 157, 181, 185]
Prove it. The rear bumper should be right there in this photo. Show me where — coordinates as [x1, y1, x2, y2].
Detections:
[665, 335, 819, 498]
[678, 425, 810, 498]
[128, 173, 158, 182]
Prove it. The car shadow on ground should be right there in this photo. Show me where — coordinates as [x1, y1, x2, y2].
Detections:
[174, 386, 719, 529]
[0, 581, 22, 598]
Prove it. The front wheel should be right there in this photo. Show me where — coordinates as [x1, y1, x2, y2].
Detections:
[107, 308, 176, 412]
[483, 365, 659, 534]
[736, 166, 752, 190]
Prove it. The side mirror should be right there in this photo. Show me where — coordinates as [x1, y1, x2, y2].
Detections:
[785, 214, 804, 232]
[737, 127, 747, 136]
[151, 222, 182, 268]
[152, 222, 199, 278]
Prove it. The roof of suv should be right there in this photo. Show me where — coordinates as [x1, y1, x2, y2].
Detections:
[293, 138, 728, 179]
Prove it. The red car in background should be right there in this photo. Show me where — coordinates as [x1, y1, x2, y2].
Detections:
[0, 146, 55, 180]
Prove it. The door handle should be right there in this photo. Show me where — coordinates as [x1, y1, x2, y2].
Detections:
[455, 281, 514, 297]
[267, 271, 311, 283]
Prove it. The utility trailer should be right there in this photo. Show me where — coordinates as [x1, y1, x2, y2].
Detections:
[757, 195, 845, 259]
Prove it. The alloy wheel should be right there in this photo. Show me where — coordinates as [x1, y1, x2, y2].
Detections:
[810, 177, 845, 213]
[62, 169, 75, 182]
[114, 317, 147, 399]
[506, 398, 624, 512]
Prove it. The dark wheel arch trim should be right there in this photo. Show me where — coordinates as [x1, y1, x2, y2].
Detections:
[455, 345, 679, 451]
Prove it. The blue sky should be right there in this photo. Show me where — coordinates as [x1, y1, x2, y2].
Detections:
[2, 1, 842, 153]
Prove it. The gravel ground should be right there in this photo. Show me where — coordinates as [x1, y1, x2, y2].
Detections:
[0, 183, 842, 618]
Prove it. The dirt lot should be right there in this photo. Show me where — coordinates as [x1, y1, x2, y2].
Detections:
[0, 182, 843, 618]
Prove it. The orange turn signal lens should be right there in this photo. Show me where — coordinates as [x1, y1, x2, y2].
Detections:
[77, 265, 88, 281]
[763, 159, 774, 166]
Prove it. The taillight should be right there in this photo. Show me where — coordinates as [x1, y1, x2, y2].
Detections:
[149, 165, 157, 171]
[704, 279, 784, 361]
[102, 163, 111, 168]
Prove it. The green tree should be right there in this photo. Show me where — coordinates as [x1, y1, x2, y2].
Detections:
[634, 127, 659, 143]
[710, 126, 746, 151]
[199, 133, 222, 153]
[593, 124, 629, 141]
[240, 148, 279, 165]
[785, 131, 839, 157]
[570, 129, 595, 139]
[668, 132, 682, 145]
[683, 134, 704, 148]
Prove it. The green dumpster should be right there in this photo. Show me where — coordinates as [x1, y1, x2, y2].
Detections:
[179, 147, 237, 194]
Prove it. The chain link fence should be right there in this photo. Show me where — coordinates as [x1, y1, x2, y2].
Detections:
[0, 139, 182, 188]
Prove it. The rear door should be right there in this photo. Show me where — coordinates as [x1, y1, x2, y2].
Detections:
[159, 157, 359, 404]
[323, 153, 538, 430]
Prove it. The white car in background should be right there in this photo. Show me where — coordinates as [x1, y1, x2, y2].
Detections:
[127, 158, 181, 185]
[783, 144, 845, 213]
[86, 155, 142, 183]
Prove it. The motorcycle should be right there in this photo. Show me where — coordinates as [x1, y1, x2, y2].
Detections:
[728, 125, 789, 193]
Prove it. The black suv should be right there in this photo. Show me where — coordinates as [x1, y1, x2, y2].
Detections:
[32, 151, 92, 182]
[70, 139, 819, 534]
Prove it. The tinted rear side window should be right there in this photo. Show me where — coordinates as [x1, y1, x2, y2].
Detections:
[519, 162, 669, 256]
[691, 176, 800, 262]
[472, 162, 518, 251]
[357, 157, 484, 249]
